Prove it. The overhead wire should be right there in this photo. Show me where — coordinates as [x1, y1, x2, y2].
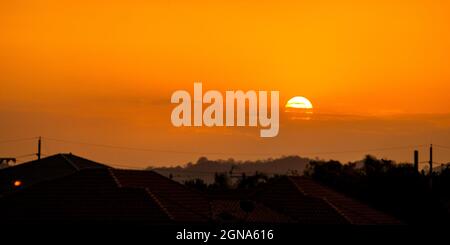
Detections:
[41, 136, 426, 157]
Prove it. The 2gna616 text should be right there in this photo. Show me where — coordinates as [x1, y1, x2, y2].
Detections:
[220, 229, 274, 240]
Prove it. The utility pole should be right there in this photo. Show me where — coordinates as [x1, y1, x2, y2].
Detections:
[37, 136, 41, 160]
[429, 144, 433, 190]
[429, 144, 433, 176]
[414, 150, 419, 172]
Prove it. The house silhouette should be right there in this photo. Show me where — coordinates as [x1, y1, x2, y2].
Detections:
[0, 153, 401, 224]
[254, 176, 402, 224]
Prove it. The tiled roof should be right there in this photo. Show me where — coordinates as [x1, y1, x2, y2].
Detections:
[111, 169, 210, 222]
[0, 154, 402, 224]
[289, 177, 402, 224]
[253, 176, 401, 224]
[255, 177, 350, 224]
[0, 169, 171, 223]
[0, 153, 108, 195]
[0, 155, 210, 223]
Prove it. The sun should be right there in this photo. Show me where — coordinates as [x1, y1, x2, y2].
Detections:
[285, 96, 313, 109]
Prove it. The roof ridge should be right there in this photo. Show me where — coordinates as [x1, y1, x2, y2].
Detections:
[108, 168, 122, 188]
[64, 154, 109, 168]
[321, 197, 354, 224]
[60, 153, 80, 171]
[145, 188, 175, 221]
[288, 177, 354, 224]
[287, 176, 307, 196]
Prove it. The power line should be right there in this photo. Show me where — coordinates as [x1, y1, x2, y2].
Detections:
[0, 136, 441, 170]
[40, 137, 427, 170]
[43, 137, 263, 156]
[42, 136, 306, 156]
[435, 145, 450, 151]
[0, 137, 38, 145]
[298, 145, 427, 156]
[41, 136, 425, 157]
[14, 153, 37, 159]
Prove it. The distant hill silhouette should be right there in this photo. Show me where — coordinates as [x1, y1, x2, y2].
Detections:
[149, 156, 310, 183]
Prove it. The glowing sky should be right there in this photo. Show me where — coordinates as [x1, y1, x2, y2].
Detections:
[1, 0, 450, 167]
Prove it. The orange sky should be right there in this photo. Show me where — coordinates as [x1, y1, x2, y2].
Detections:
[1, 1, 450, 167]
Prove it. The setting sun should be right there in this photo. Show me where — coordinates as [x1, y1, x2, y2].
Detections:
[285, 96, 313, 109]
